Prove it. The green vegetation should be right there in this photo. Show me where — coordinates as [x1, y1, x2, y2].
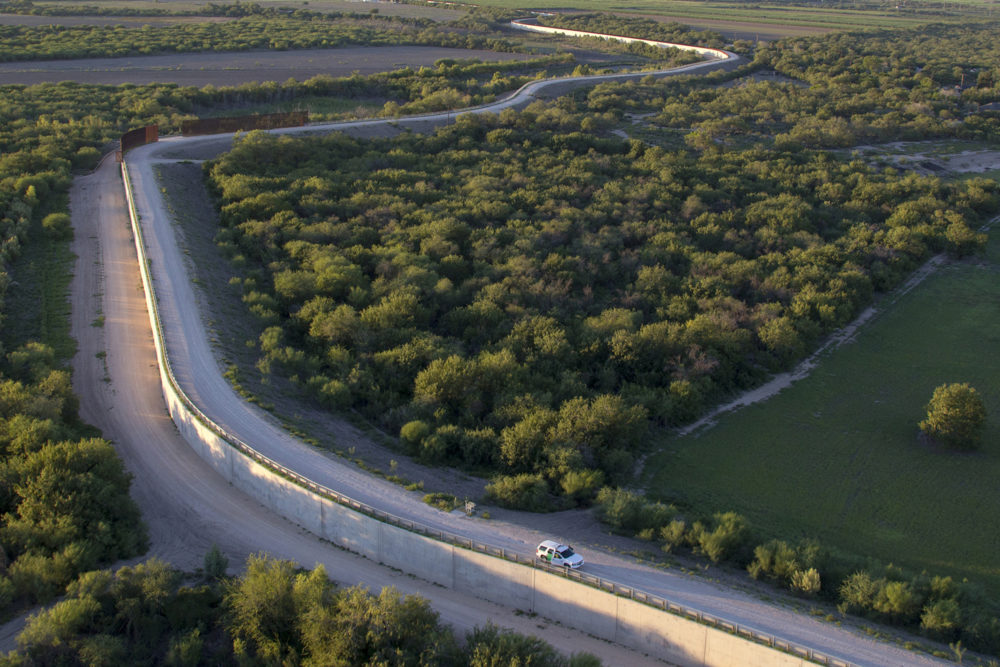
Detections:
[201, 18, 1000, 652]
[538, 12, 725, 48]
[423, 491, 459, 511]
[2, 0, 1000, 656]
[1, 553, 600, 665]
[0, 13, 521, 62]
[206, 99, 995, 508]
[919, 382, 987, 449]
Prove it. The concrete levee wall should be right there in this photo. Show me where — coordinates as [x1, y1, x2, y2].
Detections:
[510, 19, 732, 60]
[121, 111, 847, 667]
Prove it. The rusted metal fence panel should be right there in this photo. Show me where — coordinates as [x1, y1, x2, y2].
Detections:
[120, 125, 158, 153]
[181, 111, 308, 136]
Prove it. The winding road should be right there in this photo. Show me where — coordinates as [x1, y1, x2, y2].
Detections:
[73, 32, 953, 667]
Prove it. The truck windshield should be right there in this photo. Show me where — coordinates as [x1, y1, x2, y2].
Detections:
[557, 547, 575, 558]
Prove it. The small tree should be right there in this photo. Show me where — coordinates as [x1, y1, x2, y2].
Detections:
[919, 383, 987, 450]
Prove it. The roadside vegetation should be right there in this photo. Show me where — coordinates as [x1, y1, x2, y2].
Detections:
[1, 552, 600, 666]
[0, 70, 153, 621]
[537, 12, 726, 49]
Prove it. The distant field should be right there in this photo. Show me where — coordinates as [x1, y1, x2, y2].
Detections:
[24, 0, 464, 21]
[0, 13, 235, 26]
[0, 45, 533, 86]
[644, 225, 1000, 592]
[474, 0, 993, 30]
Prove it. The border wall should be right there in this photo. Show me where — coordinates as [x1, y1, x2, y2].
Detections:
[181, 111, 308, 137]
[509, 19, 732, 60]
[119, 84, 853, 667]
[120, 125, 158, 158]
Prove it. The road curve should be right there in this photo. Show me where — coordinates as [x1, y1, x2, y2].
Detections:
[117, 37, 949, 667]
[66, 141, 672, 667]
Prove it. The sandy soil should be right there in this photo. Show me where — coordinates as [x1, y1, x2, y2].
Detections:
[857, 142, 1000, 176]
[0, 46, 535, 86]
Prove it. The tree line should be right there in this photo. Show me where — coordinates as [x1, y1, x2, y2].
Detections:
[0, 14, 522, 63]
[538, 12, 726, 50]
[593, 487, 1000, 656]
[3, 551, 600, 666]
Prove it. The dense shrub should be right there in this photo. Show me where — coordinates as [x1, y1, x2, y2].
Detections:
[594, 487, 676, 535]
[484, 473, 553, 512]
[919, 382, 987, 449]
[690, 512, 752, 564]
[6, 555, 597, 666]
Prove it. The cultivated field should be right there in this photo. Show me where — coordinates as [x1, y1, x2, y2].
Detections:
[0, 45, 535, 86]
[645, 218, 1000, 592]
[474, 0, 995, 30]
[0, 13, 235, 27]
[24, 0, 464, 21]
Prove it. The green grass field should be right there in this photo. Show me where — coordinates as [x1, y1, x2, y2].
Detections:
[644, 226, 1000, 592]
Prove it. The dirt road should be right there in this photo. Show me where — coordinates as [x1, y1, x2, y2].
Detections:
[74, 49, 953, 666]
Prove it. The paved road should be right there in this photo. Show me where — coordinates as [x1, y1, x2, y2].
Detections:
[104, 48, 950, 667]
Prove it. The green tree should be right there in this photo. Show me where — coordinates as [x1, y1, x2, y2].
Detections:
[224, 554, 301, 663]
[919, 382, 987, 450]
[203, 545, 229, 581]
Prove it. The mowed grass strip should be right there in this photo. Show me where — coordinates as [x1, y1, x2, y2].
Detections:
[645, 229, 1000, 592]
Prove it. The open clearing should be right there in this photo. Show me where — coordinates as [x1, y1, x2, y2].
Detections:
[645, 222, 1000, 593]
[0, 45, 535, 86]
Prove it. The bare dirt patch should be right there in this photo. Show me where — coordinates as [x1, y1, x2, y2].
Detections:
[0, 46, 535, 86]
[856, 142, 1000, 177]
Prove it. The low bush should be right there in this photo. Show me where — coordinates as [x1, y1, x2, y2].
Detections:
[594, 487, 677, 534]
[484, 473, 553, 512]
[422, 492, 458, 512]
